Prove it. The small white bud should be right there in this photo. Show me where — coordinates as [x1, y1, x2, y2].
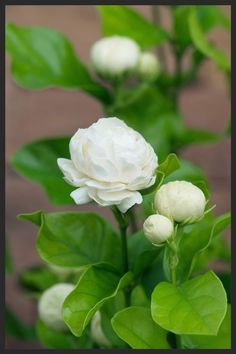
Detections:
[38, 283, 74, 331]
[143, 214, 174, 245]
[91, 311, 111, 347]
[136, 52, 161, 81]
[154, 181, 206, 223]
[90, 35, 140, 79]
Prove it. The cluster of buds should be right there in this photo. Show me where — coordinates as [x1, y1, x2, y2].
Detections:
[90, 35, 160, 82]
[143, 181, 207, 246]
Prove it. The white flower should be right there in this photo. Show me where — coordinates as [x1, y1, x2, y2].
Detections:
[143, 214, 173, 245]
[38, 283, 74, 331]
[90, 35, 140, 79]
[58, 118, 158, 213]
[137, 52, 161, 81]
[91, 311, 111, 347]
[154, 181, 206, 223]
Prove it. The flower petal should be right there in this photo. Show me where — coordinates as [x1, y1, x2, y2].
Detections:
[70, 187, 91, 204]
[57, 158, 88, 187]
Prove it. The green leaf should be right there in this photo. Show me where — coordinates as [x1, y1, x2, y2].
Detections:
[18, 211, 122, 270]
[180, 304, 231, 349]
[172, 6, 230, 50]
[151, 271, 227, 335]
[127, 229, 162, 275]
[217, 272, 231, 303]
[36, 319, 92, 349]
[19, 266, 59, 294]
[130, 285, 150, 307]
[62, 263, 133, 337]
[97, 5, 169, 49]
[6, 22, 111, 103]
[111, 306, 170, 349]
[5, 306, 36, 340]
[100, 293, 127, 348]
[11, 137, 74, 205]
[178, 212, 231, 282]
[157, 153, 180, 177]
[189, 10, 230, 72]
[176, 127, 220, 148]
[165, 158, 207, 184]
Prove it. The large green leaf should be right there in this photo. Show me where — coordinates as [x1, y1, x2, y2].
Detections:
[111, 306, 170, 349]
[11, 137, 74, 205]
[180, 305, 231, 349]
[18, 211, 122, 270]
[97, 5, 169, 49]
[189, 10, 230, 72]
[62, 263, 133, 337]
[6, 22, 110, 103]
[151, 271, 227, 335]
[163, 212, 231, 283]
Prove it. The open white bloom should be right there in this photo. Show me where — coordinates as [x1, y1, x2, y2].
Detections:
[91, 311, 111, 347]
[58, 118, 158, 213]
[154, 181, 206, 223]
[90, 35, 140, 79]
[137, 52, 161, 81]
[38, 283, 74, 331]
[143, 214, 173, 245]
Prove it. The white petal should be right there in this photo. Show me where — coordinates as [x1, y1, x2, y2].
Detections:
[117, 192, 143, 213]
[57, 158, 88, 187]
[70, 187, 91, 205]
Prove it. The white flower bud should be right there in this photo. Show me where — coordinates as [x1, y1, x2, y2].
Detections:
[137, 52, 161, 81]
[90, 35, 140, 79]
[143, 214, 174, 245]
[91, 311, 111, 347]
[38, 283, 74, 331]
[154, 181, 206, 223]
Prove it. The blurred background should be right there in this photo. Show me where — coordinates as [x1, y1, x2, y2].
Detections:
[5, 5, 230, 349]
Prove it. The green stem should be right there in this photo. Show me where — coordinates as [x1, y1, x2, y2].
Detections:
[171, 267, 177, 286]
[128, 207, 138, 234]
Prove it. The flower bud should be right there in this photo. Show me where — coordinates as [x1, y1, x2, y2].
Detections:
[154, 181, 206, 223]
[38, 283, 74, 331]
[136, 52, 161, 81]
[91, 311, 111, 347]
[143, 214, 174, 245]
[90, 35, 140, 79]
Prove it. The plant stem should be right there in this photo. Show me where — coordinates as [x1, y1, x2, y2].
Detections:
[120, 223, 129, 274]
[128, 207, 138, 234]
[111, 206, 129, 274]
[111, 206, 130, 306]
[171, 267, 177, 286]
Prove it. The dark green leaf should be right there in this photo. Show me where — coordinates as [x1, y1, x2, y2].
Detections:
[62, 263, 133, 336]
[6, 22, 111, 103]
[19, 266, 59, 294]
[151, 271, 227, 335]
[128, 229, 162, 275]
[5, 306, 36, 340]
[11, 137, 74, 205]
[97, 6, 169, 49]
[100, 293, 127, 348]
[18, 211, 122, 270]
[36, 319, 92, 349]
[111, 306, 170, 349]
[180, 304, 231, 349]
